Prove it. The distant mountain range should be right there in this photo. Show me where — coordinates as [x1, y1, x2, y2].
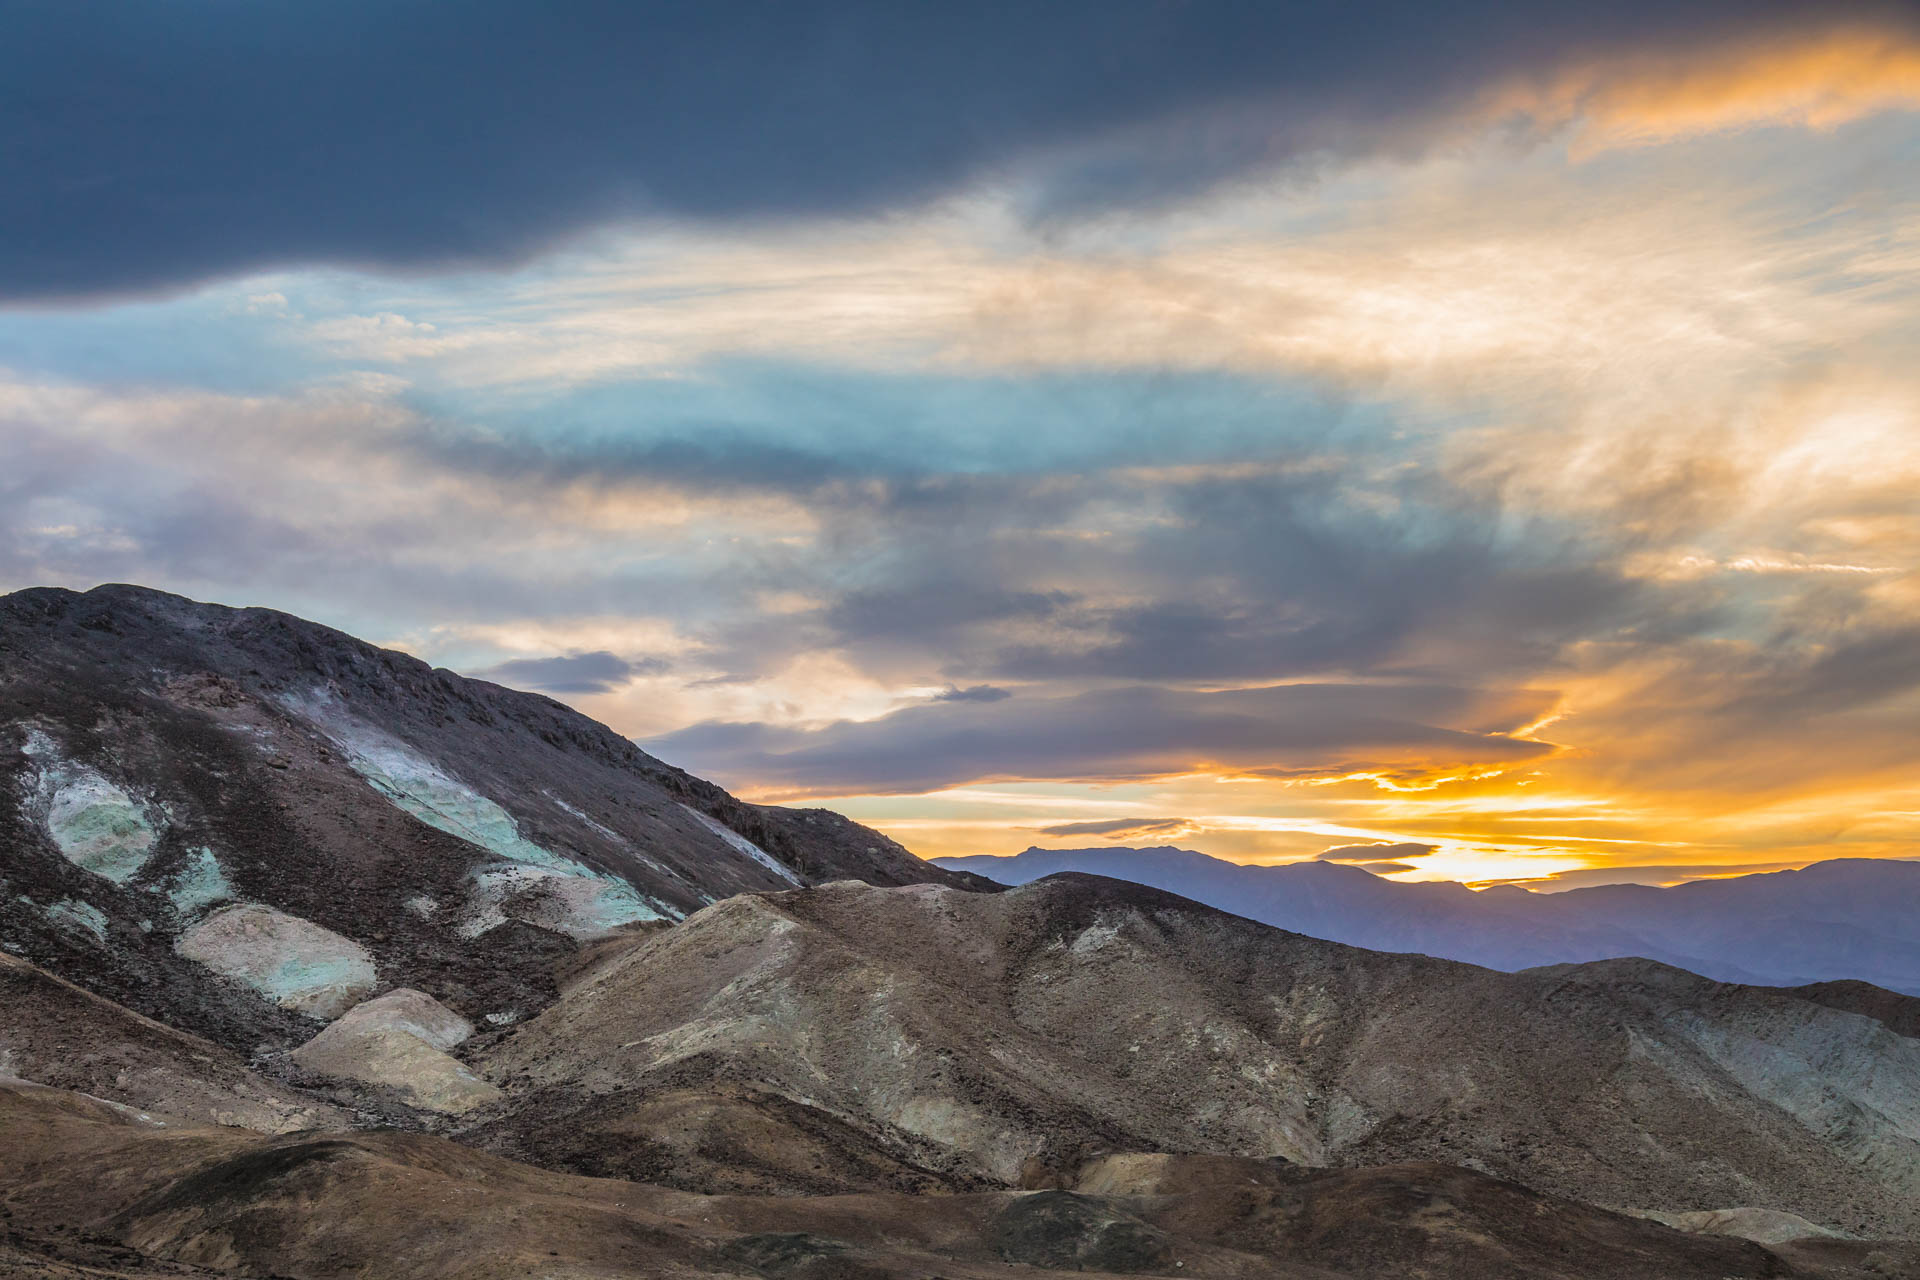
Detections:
[935, 846, 1920, 993]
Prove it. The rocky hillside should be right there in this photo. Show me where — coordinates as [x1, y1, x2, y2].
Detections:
[0, 585, 979, 1051]
[5, 585, 1919, 1278]
[476, 875, 1920, 1238]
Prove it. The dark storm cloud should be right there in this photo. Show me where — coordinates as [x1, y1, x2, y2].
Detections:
[1317, 842, 1436, 862]
[4, 0, 1905, 299]
[1038, 818, 1193, 839]
[827, 586, 1071, 646]
[644, 681, 1555, 796]
[387, 417, 1685, 692]
[788, 459, 1664, 690]
[475, 651, 668, 695]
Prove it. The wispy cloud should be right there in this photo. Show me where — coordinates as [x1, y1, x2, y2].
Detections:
[1035, 817, 1198, 840]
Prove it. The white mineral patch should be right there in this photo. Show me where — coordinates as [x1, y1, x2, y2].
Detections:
[22, 730, 160, 884]
[175, 903, 377, 1019]
[550, 792, 679, 877]
[547, 793, 624, 845]
[403, 894, 439, 918]
[679, 804, 802, 886]
[1070, 922, 1123, 956]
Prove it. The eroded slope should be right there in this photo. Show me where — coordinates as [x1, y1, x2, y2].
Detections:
[478, 876, 1920, 1236]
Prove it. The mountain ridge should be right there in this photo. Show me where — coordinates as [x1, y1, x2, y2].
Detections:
[936, 845, 1920, 992]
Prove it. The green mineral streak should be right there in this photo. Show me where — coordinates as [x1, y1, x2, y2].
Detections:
[335, 730, 675, 933]
[591, 882, 668, 921]
[47, 780, 157, 883]
[46, 898, 108, 943]
[166, 847, 235, 916]
[261, 953, 375, 1004]
[356, 762, 569, 868]
[572, 876, 666, 928]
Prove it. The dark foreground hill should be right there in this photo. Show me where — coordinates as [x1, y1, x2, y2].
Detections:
[0, 584, 980, 1049]
[937, 845, 1920, 991]
[6, 1079, 1914, 1280]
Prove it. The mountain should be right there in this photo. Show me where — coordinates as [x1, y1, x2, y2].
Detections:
[935, 846, 1920, 991]
[0, 584, 982, 1050]
[5, 585, 1920, 1278]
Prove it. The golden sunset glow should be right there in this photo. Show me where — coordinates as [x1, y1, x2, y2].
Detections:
[1519, 26, 1920, 149]
[5, 4, 1917, 894]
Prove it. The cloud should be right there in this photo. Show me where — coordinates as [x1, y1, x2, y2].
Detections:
[1036, 817, 1195, 839]
[1352, 861, 1421, 875]
[473, 651, 666, 695]
[1504, 26, 1920, 152]
[1317, 842, 1437, 862]
[644, 681, 1555, 797]
[4, 2, 1915, 298]
[1476, 861, 1811, 890]
[934, 684, 1013, 703]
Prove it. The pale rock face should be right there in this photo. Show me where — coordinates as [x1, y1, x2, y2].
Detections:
[291, 988, 500, 1114]
[1629, 1206, 1847, 1246]
[679, 804, 802, 886]
[316, 987, 475, 1051]
[175, 904, 377, 1019]
[459, 864, 668, 941]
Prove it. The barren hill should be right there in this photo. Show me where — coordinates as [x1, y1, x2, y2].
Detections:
[478, 875, 1920, 1237]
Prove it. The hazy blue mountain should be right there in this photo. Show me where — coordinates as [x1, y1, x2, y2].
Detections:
[935, 847, 1920, 992]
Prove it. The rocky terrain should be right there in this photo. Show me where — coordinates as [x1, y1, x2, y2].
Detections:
[2, 585, 1917, 1279]
[11, 1079, 1919, 1280]
[0, 584, 984, 1050]
[938, 845, 1920, 991]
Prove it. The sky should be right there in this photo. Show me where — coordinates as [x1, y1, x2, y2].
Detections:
[3, 1, 1918, 889]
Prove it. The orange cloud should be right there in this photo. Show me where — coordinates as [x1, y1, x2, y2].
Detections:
[1503, 26, 1920, 150]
